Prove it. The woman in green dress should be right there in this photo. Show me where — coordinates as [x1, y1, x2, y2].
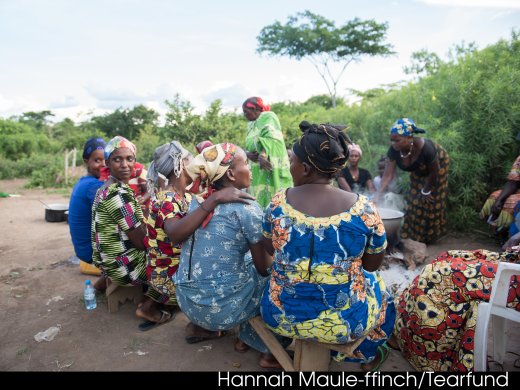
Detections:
[242, 97, 292, 208]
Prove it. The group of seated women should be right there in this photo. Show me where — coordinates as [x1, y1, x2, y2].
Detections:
[69, 116, 520, 372]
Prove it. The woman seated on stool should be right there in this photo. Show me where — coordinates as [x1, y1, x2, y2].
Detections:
[144, 141, 254, 330]
[172, 143, 288, 368]
[68, 137, 106, 277]
[92, 136, 170, 327]
[388, 240, 520, 372]
[260, 121, 395, 371]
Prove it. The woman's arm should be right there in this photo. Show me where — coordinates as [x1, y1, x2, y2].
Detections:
[250, 241, 273, 276]
[261, 236, 274, 256]
[361, 252, 385, 272]
[165, 187, 255, 245]
[337, 176, 352, 192]
[366, 179, 376, 193]
[491, 181, 520, 217]
[421, 158, 440, 204]
[377, 159, 397, 195]
[127, 224, 147, 250]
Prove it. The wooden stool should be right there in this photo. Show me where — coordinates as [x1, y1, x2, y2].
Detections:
[248, 316, 365, 371]
[105, 279, 143, 313]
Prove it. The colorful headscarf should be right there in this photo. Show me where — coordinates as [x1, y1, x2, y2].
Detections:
[348, 143, 362, 157]
[390, 118, 426, 137]
[195, 140, 214, 154]
[187, 143, 238, 227]
[104, 136, 137, 160]
[82, 137, 106, 160]
[147, 141, 191, 186]
[242, 97, 270, 112]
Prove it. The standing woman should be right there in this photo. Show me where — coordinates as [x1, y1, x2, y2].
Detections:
[377, 118, 449, 244]
[242, 97, 292, 208]
[92, 136, 170, 326]
[337, 143, 376, 194]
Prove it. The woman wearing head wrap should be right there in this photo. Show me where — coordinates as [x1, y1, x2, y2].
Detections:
[480, 134, 520, 235]
[92, 136, 172, 327]
[337, 143, 376, 194]
[68, 137, 106, 276]
[242, 96, 292, 208]
[377, 118, 450, 244]
[173, 143, 287, 368]
[141, 141, 253, 330]
[260, 121, 395, 371]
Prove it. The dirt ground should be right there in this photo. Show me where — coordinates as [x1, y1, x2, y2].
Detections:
[0, 178, 518, 372]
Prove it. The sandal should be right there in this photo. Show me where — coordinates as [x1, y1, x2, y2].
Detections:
[234, 339, 250, 353]
[138, 309, 174, 332]
[185, 322, 226, 344]
[362, 344, 390, 372]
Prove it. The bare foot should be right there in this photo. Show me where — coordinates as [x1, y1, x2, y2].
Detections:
[387, 334, 400, 351]
[360, 344, 389, 372]
[259, 353, 282, 369]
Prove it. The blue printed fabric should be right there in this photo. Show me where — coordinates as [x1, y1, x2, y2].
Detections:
[174, 200, 272, 353]
[260, 191, 396, 363]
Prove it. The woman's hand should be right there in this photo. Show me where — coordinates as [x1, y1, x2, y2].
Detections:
[209, 187, 255, 206]
[246, 151, 259, 162]
[491, 199, 504, 218]
[421, 192, 434, 204]
[502, 232, 520, 251]
[258, 155, 273, 171]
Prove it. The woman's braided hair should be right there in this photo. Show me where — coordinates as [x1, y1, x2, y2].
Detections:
[292, 121, 352, 177]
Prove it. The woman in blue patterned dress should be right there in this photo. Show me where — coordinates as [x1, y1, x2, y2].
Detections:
[173, 143, 285, 368]
[260, 121, 396, 371]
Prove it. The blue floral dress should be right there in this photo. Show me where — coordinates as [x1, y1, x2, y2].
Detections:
[174, 200, 272, 353]
[260, 191, 396, 363]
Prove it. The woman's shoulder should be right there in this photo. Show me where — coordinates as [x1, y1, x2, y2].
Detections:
[258, 111, 281, 126]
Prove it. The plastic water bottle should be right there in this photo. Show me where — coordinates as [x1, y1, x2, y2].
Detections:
[83, 280, 97, 310]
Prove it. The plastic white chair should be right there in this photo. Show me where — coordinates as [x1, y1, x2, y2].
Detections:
[474, 262, 520, 371]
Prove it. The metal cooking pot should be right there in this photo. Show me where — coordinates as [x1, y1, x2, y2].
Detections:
[378, 207, 404, 248]
[45, 203, 69, 222]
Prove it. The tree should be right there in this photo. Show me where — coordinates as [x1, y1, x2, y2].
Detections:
[256, 11, 394, 108]
[304, 94, 346, 109]
[91, 104, 159, 141]
[18, 110, 55, 136]
[403, 50, 442, 77]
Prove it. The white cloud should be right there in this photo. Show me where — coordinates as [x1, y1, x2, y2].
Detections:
[417, 0, 520, 8]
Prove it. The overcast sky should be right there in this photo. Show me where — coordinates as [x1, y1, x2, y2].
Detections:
[0, 0, 518, 121]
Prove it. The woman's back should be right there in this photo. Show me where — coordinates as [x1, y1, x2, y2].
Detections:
[262, 191, 385, 285]
[176, 201, 263, 283]
[175, 199, 267, 333]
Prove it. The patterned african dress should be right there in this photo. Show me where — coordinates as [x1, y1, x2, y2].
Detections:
[394, 249, 520, 372]
[144, 191, 192, 305]
[245, 111, 293, 208]
[388, 139, 449, 244]
[480, 155, 520, 231]
[174, 201, 274, 353]
[91, 183, 160, 301]
[260, 192, 396, 363]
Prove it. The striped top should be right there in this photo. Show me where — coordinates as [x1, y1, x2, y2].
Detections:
[91, 182, 147, 286]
